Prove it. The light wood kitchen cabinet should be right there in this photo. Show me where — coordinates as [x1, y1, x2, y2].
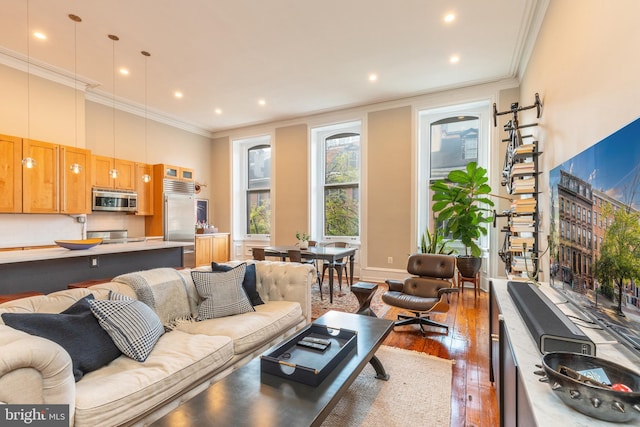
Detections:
[22, 139, 58, 213]
[135, 162, 154, 216]
[194, 235, 213, 267]
[0, 134, 22, 213]
[212, 233, 230, 263]
[60, 146, 92, 214]
[161, 164, 195, 182]
[194, 233, 230, 267]
[92, 155, 135, 191]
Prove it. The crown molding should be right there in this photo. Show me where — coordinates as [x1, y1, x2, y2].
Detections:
[0, 47, 213, 139]
[0, 47, 99, 91]
[85, 89, 213, 138]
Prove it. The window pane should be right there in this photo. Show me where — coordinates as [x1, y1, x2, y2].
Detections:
[247, 190, 270, 234]
[248, 145, 271, 189]
[325, 133, 360, 185]
[430, 116, 479, 180]
[324, 186, 359, 236]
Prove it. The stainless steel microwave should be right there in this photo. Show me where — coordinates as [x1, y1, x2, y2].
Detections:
[92, 189, 138, 212]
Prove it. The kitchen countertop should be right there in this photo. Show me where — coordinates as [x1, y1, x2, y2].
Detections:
[491, 278, 640, 426]
[0, 240, 192, 265]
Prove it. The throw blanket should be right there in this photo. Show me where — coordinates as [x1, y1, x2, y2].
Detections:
[113, 268, 192, 328]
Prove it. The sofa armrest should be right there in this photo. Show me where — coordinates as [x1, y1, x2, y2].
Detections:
[0, 326, 76, 412]
[255, 261, 315, 323]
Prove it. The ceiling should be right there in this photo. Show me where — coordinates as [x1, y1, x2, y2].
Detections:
[0, 0, 545, 135]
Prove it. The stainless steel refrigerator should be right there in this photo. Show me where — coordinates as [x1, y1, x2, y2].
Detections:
[163, 180, 196, 267]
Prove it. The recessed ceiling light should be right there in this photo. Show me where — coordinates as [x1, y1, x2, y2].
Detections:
[174, 91, 183, 99]
[450, 55, 460, 64]
[258, 99, 266, 106]
[369, 73, 378, 82]
[33, 32, 47, 40]
[444, 13, 455, 23]
[119, 68, 129, 75]
[214, 108, 222, 115]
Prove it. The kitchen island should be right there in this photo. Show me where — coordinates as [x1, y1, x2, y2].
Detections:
[0, 240, 191, 295]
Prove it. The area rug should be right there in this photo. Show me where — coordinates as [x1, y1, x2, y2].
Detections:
[322, 345, 454, 427]
[311, 281, 389, 320]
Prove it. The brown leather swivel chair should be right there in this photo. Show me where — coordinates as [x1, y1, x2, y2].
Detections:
[382, 254, 458, 336]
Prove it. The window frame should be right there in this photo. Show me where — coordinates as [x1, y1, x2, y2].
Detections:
[417, 100, 491, 254]
[232, 134, 272, 240]
[310, 120, 362, 243]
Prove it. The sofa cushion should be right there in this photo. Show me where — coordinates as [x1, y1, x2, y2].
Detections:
[113, 268, 191, 327]
[1, 294, 122, 381]
[192, 264, 254, 320]
[174, 300, 303, 354]
[89, 292, 164, 362]
[211, 262, 264, 306]
[74, 330, 234, 427]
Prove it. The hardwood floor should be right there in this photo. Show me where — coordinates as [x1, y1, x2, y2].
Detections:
[380, 286, 499, 427]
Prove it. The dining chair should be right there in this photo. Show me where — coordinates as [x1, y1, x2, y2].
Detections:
[288, 249, 323, 300]
[252, 247, 265, 261]
[320, 241, 351, 290]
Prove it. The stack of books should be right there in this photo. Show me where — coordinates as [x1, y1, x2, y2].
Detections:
[511, 198, 537, 213]
[514, 143, 535, 155]
[511, 161, 536, 176]
[511, 176, 536, 193]
[510, 215, 536, 233]
[509, 236, 535, 250]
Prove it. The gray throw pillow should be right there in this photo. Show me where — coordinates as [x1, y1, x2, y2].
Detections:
[192, 263, 255, 320]
[1, 294, 122, 381]
[89, 292, 164, 362]
[211, 262, 264, 306]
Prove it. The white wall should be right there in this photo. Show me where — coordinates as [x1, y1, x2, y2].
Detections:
[519, 0, 640, 276]
[0, 63, 213, 247]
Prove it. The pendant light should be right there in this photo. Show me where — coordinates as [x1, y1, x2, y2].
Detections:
[141, 50, 151, 183]
[108, 34, 119, 179]
[68, 13, 82, 174]
[21, 0, 36, 169]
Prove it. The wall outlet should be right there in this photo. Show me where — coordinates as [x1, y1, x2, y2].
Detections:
[90, 257, 99, 268]
[387, 256, 393, 264]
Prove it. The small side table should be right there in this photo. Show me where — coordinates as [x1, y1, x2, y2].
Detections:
[351, 282, 378, 317]
[457, 271, 480, 298]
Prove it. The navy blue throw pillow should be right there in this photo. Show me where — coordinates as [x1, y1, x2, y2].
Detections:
[1, 294, 122, 381]
[211, 262, 264, 306]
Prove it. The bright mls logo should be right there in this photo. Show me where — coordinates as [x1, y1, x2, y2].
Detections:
[1, 405, 68, 426]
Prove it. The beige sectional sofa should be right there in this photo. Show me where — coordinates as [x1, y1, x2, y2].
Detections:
[0, 260, 315, 427]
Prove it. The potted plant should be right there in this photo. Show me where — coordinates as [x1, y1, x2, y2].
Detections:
[296, 231, 310, 249]
[419, 227, 453, 254]
[430, 162, 494, 277]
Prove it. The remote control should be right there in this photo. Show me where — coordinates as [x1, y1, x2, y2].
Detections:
[302, 336, 331, 346]
[296, 340, 328, 351]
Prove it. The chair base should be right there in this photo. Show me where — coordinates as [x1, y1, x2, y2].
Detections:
[395, 312, 449, 336]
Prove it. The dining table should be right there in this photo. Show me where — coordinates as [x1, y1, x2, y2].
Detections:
[264, 245, 356, 304]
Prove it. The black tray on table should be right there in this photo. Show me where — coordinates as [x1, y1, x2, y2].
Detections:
[260, 323, 357, 386]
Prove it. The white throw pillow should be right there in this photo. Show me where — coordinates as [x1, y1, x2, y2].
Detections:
[192, 263, 254, 320]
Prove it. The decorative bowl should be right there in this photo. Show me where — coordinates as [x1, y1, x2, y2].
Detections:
[55, 238, 102, 250]
[542, 352, 640, 422]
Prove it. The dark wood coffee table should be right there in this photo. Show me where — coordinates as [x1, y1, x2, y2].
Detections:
[150, 311, 394, 427]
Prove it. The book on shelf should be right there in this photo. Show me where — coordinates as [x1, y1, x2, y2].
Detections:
[509, 236, 535, 249]
[510, 225, 536, 233]
[514, 144, 535, 155]
[510, 215, 535, 225]
[511, 198, 537, 213]
[511, 162, 536, 175]
[512, 176, 537, 193]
